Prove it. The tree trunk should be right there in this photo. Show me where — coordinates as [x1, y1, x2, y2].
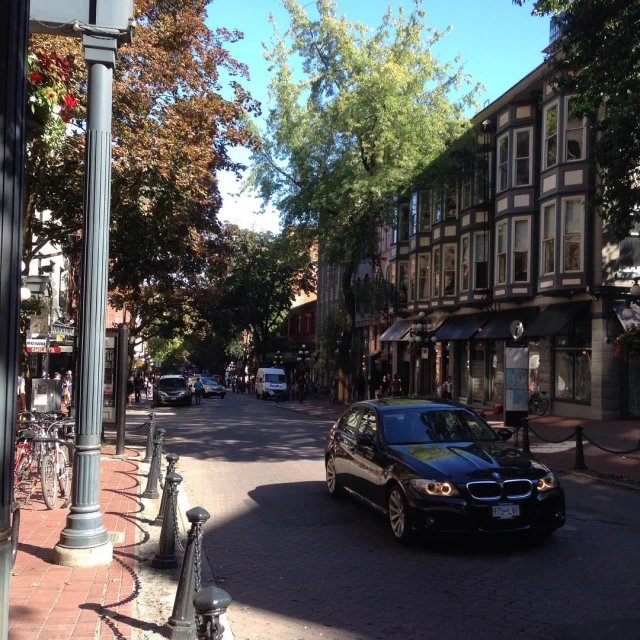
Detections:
[338, 258, 356, 404]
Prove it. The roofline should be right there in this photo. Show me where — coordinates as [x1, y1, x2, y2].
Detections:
[472, 60, 548, 126]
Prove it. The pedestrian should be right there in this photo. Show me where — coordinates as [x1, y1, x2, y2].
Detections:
[17, 374, 26, 414]
[441, 375, 453, 400]
[367, 376, 377, 400]
[381, 374, 390, 398]
[134, 373, 144, 403]
[390, 374, 403, 397]
[330, 377, 339, 404]
[355, 372, 366, 402]
[62, 370, 73, 409]
[193, 376, 204, 405]
[297, 372, 306, 403]
[145, 376, 152, 399]
[126, 376, 134, 405]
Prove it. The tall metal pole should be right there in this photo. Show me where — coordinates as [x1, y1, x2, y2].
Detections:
[54, 35, 119, 567]
[0, 0, 30, 634]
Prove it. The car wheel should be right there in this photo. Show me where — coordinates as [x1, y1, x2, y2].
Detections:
[325, 455, 342, 498]
[388, 484, 413, 544]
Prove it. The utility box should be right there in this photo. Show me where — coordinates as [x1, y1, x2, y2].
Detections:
[30, 378, 63, 413]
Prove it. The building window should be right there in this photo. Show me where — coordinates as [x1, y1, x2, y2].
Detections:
[399, 204, 410, 241]
[410, 192, 418, 236]
[565, 96, 586, 162]
[462, 164, 472, 210]
[398, 261, 408, 302]
[432, 247, 440, 298]
[497, 133, 508, 192]
[555, 320, 592, 403]
[475, 153, 492, 204]
[618, 221, 640, 271]
[496, 222, 507, 284]
[409, 256, 416, 302]
[541, 202, 556, 275]
[514, 128, 532, 186]
[418, 253, 430, 300]
[461, 235, 470, 292]
[419, 190, 430, 232]
[433, 188, 442, 224]
[512, 218, 530, 282]
[543, 102, 559, 169]
[562, 198, 584, 272]
[392, 206, 398, 244]
[474, 232, 488, 289]
[444, 186, 457, 219]
[443, 244, 457, 296]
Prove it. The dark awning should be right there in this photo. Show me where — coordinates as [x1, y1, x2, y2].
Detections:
[523, 301, 591, 338]
[379, 319, 413, 342]
[475, 307, 540, 340]
[434, 313, 491, 341]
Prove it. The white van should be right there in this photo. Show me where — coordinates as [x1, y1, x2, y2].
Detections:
[255, 368, 287, 400]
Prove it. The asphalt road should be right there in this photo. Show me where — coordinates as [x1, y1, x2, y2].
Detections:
[153, 393, 640, 640]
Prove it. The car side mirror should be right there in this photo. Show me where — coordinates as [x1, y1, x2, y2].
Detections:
[494, 427, 513, 441]
[356, 432, 375, 447]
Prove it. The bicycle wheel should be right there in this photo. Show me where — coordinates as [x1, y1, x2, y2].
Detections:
[57, 446, 71, 499]
[528, 397, 536, 414]
[536, 397, 550, 416]
[10, 503, 20, 568]
[40, 454, 57, 510]
[14, 449, 37, 505]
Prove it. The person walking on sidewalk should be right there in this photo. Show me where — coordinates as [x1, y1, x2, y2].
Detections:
[390, 374, 403, 397]
[381, 374, 390, 398]
[193, 376, 204, 405]
[134, 373, 144, 403]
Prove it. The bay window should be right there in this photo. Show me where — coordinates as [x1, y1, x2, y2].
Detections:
[565, 97, 586, 162]
[542, 202, 556, 275]
[496, 222, 507, 285]
[543, 102, 558, 169]
[410, 192, 418, 236]
[399, 204, 410, 241]
[432, 247, 440, 298]
[461, 235, 470, 292]
[512, 218, 530, 282]
[514, 128, 532, 186]
[433, 188, 442, 224]
[462, 164, 472, 210]
[443, 244, 457, 296]
[398, 261, 408, 302]
[444, 185, 457, 219]
[562, 198, 584, 272]
[497, 133, 508, 192]
[392, 206, 398, 244]
[474, 232, 488, 289]
[419, 190, 430, 232]
[409, 256, 416, 301]
[418, 253, 430, 300]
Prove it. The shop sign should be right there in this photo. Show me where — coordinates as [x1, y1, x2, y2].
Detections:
[26, 337, 46, 349]
[421, 347, 429, 359]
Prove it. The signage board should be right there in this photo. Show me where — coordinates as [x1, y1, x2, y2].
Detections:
[421, 347, 429, 359]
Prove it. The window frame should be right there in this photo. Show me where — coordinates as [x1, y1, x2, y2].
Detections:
[474, 231, 489, 290]
[432, 188, 443, 225]
[511, 217, 531, 283]
[497, 133, 509, 192]
[513, 127, 533, 187]
[398, 203, 410, 242]
[398, 260, 409, 302]
[418, 252, 431, 301]
[543, 101, 559, 170]
[561, 197, 585, 273]
[419, 190, 431, 232]
[460, 234, 470, 292]
[495, 221, 507, 285]
[461, 164, 473, 210]
[541, 201, 556, 276]
[475, 152, 492, 204]
[564, 95, 586, 163]
[444, 185, 458, 220]
[432, 246, 441, 299]
[410, 192, 418, 236]
[443, 243, 457, 297]
[409, 255, 416, 302]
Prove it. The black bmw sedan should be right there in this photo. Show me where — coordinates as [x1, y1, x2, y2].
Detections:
[325, 399, 565, 543]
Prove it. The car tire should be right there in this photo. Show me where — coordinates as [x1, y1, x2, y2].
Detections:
[387, 484, 413, 544]
[325, 455, 343, 498]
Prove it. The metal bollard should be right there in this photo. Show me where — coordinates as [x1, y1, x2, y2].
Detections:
[156, 453, 180, 524]
[574, 425, 586, 471]
[156, 427, 167, 488]
[152, 472, 183, 569]
[194, 585, 232, 640]
[163, 506, 211, 640]
[144, 412, 157, 463]
[142, 428, 165, 499]
[521, 417, 531, 455]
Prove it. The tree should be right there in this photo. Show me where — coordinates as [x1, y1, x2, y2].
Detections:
[514, 0, 640, 238]
[213, 228, 315, 364]
[250, 0, 480, 401]
[28, 0, 260, 355]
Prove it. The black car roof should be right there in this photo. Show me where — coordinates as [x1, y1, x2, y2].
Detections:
[355, 397, 485, 414]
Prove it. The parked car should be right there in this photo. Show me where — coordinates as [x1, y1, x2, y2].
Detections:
[325, 399, 565, 543]
[153, 375, 192, 407]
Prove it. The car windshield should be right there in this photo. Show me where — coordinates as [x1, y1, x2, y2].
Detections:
[201, 378, 216, 385]
[265, 374, 286, 383]
[383, 409, 499, 444]
[157, 378, 187, 389]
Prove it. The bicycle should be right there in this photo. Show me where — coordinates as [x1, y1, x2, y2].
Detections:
[528, 390, 549, 416]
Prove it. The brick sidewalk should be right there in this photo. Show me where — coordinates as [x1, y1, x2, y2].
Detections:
[275, 397, 640, 482]
[9, 453, 141, 640]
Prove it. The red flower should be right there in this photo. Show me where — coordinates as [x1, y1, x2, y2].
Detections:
[63, 94, 80, 108]
[48, 92, 55, 99]
[29, 72, 44, 83]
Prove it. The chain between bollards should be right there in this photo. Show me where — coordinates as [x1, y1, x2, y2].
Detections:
[574, 425, 586, 471]
[152, 472, 183, 569]
[156, 453, 180, 524]
[163, 506, 211, 640]
[144, 412, 156, 463]
[194, 586, 232, 640]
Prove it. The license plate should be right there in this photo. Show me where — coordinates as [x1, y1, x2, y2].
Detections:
[492, 504, 520, 519]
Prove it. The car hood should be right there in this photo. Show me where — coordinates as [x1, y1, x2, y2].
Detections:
[158, 388, 188, 395]
[388, 441, 548, 481]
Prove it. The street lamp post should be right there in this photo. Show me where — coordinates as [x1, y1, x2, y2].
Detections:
[406, 312, 433, 397]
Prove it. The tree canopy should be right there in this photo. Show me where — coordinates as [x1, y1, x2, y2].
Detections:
[515, 0, 640, 238]
[250, 0, 481, 398]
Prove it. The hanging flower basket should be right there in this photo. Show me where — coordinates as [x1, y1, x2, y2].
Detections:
[614, 325, 640, 360]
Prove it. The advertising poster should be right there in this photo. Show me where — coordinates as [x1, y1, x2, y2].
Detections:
[505, 344, 529, 427]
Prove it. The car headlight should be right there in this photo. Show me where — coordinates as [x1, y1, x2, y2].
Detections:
[410, 479, 459, 497]
[537, 472, 557, 492]
[158, 391, 168, 398]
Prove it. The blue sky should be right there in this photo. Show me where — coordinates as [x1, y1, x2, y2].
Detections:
[208, 0, 550, 232]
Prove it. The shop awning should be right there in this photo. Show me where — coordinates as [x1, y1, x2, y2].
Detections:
[614, 302, 640, 330]
[475, 307, 540, 340]
[379, 319, 414, 342]
[523, 301, 590, 338]
[433, 313, 491, 341]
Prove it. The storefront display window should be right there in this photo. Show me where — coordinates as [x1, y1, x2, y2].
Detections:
[554, 320, 591, 403]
